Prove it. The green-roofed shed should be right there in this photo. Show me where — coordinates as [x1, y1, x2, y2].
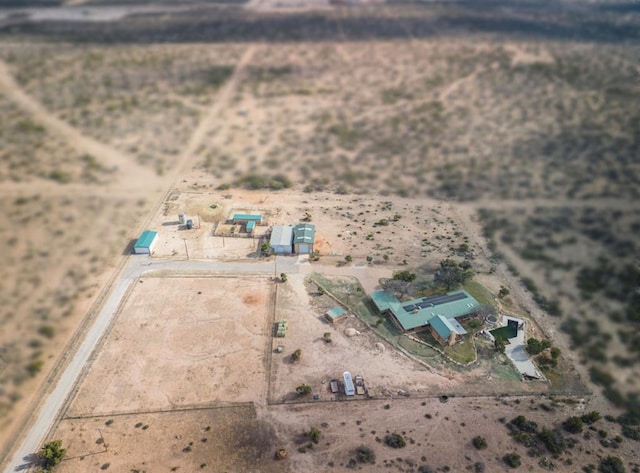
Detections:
[325, 307, 346, 324]
[133, 230, 158, 254]
[293, 223, 315, 254]
[232, 214, 262, 224]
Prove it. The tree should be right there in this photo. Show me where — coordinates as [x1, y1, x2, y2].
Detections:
[563, 416, 584, 434]
[323, 332, 332, 344]
[280, 273, 287, 283]
[599, 456, 626, 473]
[345, 255, 353, 264]
[39, 440, 66, 472]
[526, 338, 550, 355]
[366, 255, 373, 263]
[382, 279, 413, 299]
[291, 349, 302, 362]
[503, 453, 521, 468]
[393, 271, 416, 282]
[296, 384, 312, 397]
[434, 259, 472, 291]
[494, 339, 506, 353]
[260, 242, 272, 257]
[498, 286, 510, 299]
[472, 436, 488, 450]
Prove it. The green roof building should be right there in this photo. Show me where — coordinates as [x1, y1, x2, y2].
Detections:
[133, 230, 158, 255]
[293, 223, 315, 255]
[370, 289, 478, 344]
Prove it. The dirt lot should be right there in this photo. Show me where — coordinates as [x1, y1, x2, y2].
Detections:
[65, 277, 274, 417]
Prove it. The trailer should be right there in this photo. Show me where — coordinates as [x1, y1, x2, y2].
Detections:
[343, 371, 355, 396]
[355, 374, 366, 395]
[329, 380, 340, 394]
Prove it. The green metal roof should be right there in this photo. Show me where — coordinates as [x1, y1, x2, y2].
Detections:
[428, 315, 455, 340]
[233, 213, 262, 221]
[134, 230, 157, 248]
[293, 223, 315, 244]
[326, 307, 346, 321]
[370, 289, 479, 332]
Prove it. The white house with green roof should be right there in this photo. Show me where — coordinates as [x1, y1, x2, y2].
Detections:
[370, 289, 479, 345]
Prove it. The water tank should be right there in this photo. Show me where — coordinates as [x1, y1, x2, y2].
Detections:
[186, 219, 194, 230]
[178, 213, 186, 224]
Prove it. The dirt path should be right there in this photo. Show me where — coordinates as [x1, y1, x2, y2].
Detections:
[0, 59, 160, 189]
[168, 45, 259, 180]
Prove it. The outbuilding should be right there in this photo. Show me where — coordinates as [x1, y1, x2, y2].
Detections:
[293, 223, 315, 254]
[133, 230, 158, 255]
[325, 307, 346, 324]
[270, 225, 294, 255]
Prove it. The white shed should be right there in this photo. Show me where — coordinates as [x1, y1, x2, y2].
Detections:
[133, 230, 158, 254]
[270, 225, 293, 255]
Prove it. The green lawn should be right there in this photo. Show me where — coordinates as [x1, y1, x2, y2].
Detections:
[462, 280, 496, 308]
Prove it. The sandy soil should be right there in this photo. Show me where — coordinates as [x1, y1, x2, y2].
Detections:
[65, 277, 274, 417]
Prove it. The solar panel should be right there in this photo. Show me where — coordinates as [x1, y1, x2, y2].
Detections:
[403, 304, 417, 312]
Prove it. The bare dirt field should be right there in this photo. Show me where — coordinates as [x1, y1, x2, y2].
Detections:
[65, 276, 274, 417]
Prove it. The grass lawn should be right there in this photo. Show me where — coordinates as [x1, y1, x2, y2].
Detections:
[463, 280, 496, 308]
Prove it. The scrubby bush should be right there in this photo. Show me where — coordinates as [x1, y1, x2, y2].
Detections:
[38, 440, 66, 472]
[356, 445, 376, 463]
[384, 433, 406, 448]
[599, 456, 626, 473]
[472, 436, 488, 450]
[503, 452, 521, 468]
[296, 384, 311, 396]
[564, 416, 584, 434]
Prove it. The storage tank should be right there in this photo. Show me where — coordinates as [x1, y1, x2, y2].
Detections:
[178, 213, 187, 224]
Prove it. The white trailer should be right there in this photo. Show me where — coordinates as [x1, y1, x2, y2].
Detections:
[343, 371, 355, 396]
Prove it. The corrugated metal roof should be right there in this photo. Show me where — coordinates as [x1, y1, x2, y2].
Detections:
[293, 223, 315, 244]
[371, 289, 479, 332]
[233, 213, 262, 221]
[270, 225, 293, 247]
[428, 314, 456, 340]
[134, 230, 157, 248]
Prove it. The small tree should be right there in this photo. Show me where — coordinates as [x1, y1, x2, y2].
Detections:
[563, 416, 584, 434]
[306, 426, 321, 444]
[322, 332, 332, 344]
[345, 255, 353, 264]
[472, 436, 488, 450]
[260, 242, 272, 257]
[503, 452, 521, 468]
[366, 255, 373, 264]
[280, 273, 287, 283]
[291, 349, 302, 363]
[296, 384, 312, 397]
[39, 440, 66, 472]
[494, 339, 506, 353]
[498, 286, 510, 299]
[393, 271, 416, 282]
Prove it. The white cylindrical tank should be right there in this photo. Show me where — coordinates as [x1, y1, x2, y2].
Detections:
[178, 213, 186, 224]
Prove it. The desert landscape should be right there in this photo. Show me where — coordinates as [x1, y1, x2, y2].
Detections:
[0, 0, 639, 471]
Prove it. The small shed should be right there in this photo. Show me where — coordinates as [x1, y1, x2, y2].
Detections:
[293, 223, 315, 254]
[325, 307, 346, 324]
[232, 213, 262, 225]
[246, 220, 256, 234]
[270, 225, 294, 255]
[133, 230, 158, 255]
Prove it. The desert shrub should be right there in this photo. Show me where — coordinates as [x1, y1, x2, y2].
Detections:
[356, 445, 376, 463]
[307, 427, 321, 444]
[384, 433, 406, 448]
[599, 456, 626, 473]
[474, 461, 486, 473]
[564, 416, 584, 434]
[581, 411, 602, 425]
[503, 452, 521, 468]
[472, 436, 488, 450]
[418, 465, 435, 473]
[538, 428, 565, 455]
[291, 349, 301, 362]
[510, 415, 538, 433]
[37, 325, 55, 339]
[621, 425, 640, 441]
[296, 384, 311, 397]
[526, 338, 550, 355]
